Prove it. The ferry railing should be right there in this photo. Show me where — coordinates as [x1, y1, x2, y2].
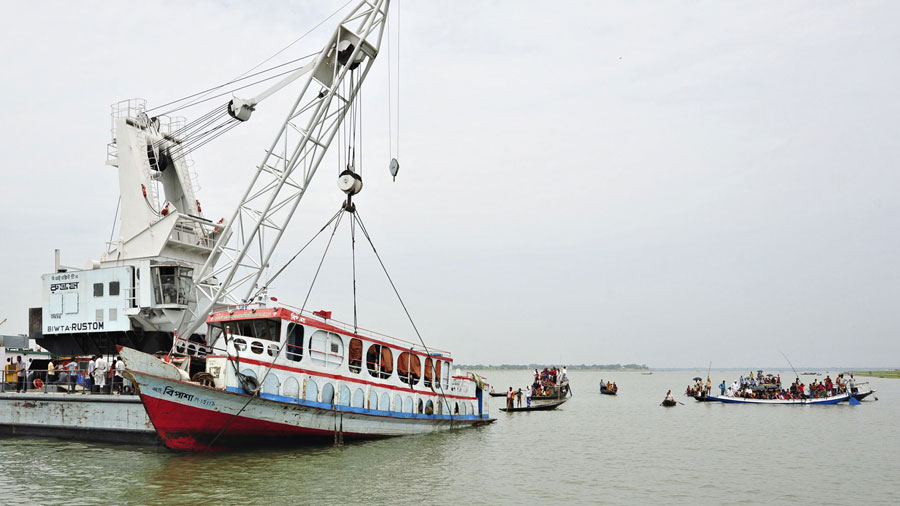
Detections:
[211, 302, 453, 359]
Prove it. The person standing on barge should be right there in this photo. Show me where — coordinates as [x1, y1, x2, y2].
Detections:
[65, 359, 77, 393]
[94, 355, 109, 393]
[15, 356, 26, 393]
[86, 356, 96, 393]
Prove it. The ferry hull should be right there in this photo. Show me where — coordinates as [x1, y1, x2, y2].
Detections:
[121, 348, 493, 451]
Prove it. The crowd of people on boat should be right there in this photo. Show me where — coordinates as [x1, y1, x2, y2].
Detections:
[600, 380, 618, 393]
[3, 355, 131, 394]
[706, 370, 857, 400]
[494, 366, 569, 410]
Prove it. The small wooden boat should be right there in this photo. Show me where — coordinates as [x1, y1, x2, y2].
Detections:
[851, 389, 876, 401]
[661, 399, 677, 407]
[600, 386, 617, 395]
[531, 382, 570, 401]
[488, 391, 506, 397]
[500, 398, 567, 412]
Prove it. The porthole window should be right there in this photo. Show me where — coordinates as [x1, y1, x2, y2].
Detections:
[352, 388, 365, 408]
[286, 324, 304, 362]
[425, 400, 434, 415]
[349, 338, 363, 373]
[404, 396, 414, 413]
[305, 379, 318, 402]
[233, 338, 247, 352]
[366, 344, 394, 379]
[266, 343, 279, 357]
[397, 352, 421, 386]
[424, 357, 434, 388]
[340, 385, 351, 405]
[321, 383, 335, 406]
[309, 330, 344, 369]
[250, 341, 264, 355]
[283, 377, 300, 398]
[262, 373, 280, 395]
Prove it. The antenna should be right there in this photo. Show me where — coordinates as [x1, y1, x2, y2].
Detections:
[779, 350, 800, 380]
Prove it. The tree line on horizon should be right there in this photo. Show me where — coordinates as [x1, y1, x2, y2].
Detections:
[458, 363, 649, 370]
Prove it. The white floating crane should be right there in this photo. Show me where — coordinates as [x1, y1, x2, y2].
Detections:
[177, 0, 391, 342]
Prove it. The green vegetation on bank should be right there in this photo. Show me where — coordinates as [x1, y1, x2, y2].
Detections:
[854, 370, 900, 379]
[458, 363, 649, 371]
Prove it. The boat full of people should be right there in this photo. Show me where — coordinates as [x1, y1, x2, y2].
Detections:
[600, 380, 618, 395]
[530, 366, 570, 400]
[696, 370, 859, 405]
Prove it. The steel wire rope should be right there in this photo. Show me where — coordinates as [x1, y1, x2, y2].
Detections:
[204, 209, 346, 451]
[153, 0, 351, 116]
[155, 107, 228, 146]
[107, 197, 121, 253]
[351, 212, 358, 332]
[147, 54, 319, 115]
[156, 65, 312, 118]
[251, 208, 345, 300]
[352, 210, 454, 425]
[171, 121, 243, 162]
[164, 111, 230, 149]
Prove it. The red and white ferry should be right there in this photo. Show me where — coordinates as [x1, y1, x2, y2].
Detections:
[120, 306, 493, 451]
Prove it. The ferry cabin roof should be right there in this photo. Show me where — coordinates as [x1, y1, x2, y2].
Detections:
[204, 307, 464, 395]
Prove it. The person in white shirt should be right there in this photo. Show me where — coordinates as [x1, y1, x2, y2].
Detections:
[115, 358, 126, 394]
[94, 356, 108, 393]
[86, 356, 97, 394]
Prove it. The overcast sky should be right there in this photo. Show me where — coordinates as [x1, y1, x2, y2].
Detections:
[1, 1, 898, 368]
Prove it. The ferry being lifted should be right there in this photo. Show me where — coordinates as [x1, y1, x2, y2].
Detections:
[114, 0, 494, 450]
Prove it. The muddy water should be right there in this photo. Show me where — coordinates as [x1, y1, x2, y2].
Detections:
[1, 369, 897, 505]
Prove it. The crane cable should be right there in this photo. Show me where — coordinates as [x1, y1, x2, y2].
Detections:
[204, 210, 345, 451]
[151, 0, 353, 116]
[353, 209, 453, 425]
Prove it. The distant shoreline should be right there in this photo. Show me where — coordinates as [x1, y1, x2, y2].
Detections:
[458, 365, 649, 371]
[854, 370, 900, 379]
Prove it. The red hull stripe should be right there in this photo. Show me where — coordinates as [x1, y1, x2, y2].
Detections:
[141, 393, 356, 451]
[227, 356, 477, 400]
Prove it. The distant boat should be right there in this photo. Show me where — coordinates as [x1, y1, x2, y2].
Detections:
[500, 398, 568, 412]
[661, 399, 677, 407]
[600, 384, 618, 395]
[641, 372, 653, 375]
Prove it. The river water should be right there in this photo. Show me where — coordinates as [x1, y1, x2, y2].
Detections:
[1, 369, 897, 505]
